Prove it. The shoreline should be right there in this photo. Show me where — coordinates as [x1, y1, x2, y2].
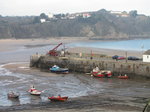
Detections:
[0, 37, 88, 52]
[1, 62, 148, 112]
[0, 38, 148, 112]
[0, 38, 142, 57]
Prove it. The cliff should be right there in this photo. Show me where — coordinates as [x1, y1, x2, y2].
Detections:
[0, 10, 150, 39]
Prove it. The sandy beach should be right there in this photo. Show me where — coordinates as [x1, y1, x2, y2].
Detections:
[0, 37, 87, 52]
[0, 38, 142, 57]
[0, 38, 149, 112]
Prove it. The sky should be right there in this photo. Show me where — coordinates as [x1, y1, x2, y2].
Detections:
[0, 0, 149, 16]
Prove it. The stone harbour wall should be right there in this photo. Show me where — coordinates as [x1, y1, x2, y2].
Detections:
[30, 54, 150, 78]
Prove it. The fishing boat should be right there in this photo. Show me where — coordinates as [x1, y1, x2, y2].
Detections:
[48, 95, 68, 102]
[92, 71, 112, 78]
[28, 86, 42, 96]
[7, 91, 19, 98]
[91, 67, 112, 78]
[118, 74, 129, 79]
[50, 65, 69, 74]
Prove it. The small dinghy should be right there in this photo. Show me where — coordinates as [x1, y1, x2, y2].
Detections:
[28, 86, 42, 96]
[48, 95, 68, 102]
[50, 65, 69, 74]
[7, 91, 19, 98]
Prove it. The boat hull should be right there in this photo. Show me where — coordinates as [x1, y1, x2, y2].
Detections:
[92, 71, 112, 78]
[30, 92, 41, 96]
[7, 94, 19, 98]
[48, 96, 68, 102]
[118, 76, 129, 79]
[28, 89, 41, 96]
[50, 68, 69, 74]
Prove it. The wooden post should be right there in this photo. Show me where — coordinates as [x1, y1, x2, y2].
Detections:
[125, 51, 127, 63]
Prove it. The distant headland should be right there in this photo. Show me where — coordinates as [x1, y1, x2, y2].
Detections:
[0, 9, 150, 39]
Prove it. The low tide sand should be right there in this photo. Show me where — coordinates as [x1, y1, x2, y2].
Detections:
[0, 38, 146, 112]
[0, 37, 86, 52]
[0, 38, 142, 58]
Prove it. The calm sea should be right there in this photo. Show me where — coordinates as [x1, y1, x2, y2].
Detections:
[68, 38, 150, 51]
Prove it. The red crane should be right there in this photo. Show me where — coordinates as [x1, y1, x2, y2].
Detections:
[48, 43, 62, 56]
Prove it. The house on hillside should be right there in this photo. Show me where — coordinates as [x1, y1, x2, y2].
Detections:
[110, 11, 129, 17]
[82, 13, 91, 18]
[40, 19, 46, 23]
[48, 13, 54, 19]
[143, 50, 150, 62]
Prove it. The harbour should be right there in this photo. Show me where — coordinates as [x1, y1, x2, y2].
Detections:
[0, 38, 150, 112]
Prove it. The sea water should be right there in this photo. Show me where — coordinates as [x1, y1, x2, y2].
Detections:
[68, 38, 150, 51]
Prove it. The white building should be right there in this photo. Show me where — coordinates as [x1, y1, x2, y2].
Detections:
[82, 13, 91, 18]
[40, 19, 46, 23]
[110, 11, 129, 17]
[48, 13, 54, 18]
[143, 50, 150, 62]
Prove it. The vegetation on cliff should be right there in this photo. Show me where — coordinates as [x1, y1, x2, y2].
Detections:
[0, 9, 150, 39]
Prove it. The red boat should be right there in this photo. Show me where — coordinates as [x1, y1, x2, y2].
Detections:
[91, 67, 112, 78]
[48, 96, 68, 102]
[28, 86, 42, 96]
[92, 70, 112, 78]
[118, 75, 129, 79]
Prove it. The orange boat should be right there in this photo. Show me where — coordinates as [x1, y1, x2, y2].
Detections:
[118, 75, 129, 79]
[48, 96, 68, 102]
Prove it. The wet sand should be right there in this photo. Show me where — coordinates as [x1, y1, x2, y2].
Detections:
[0, 38, 149, 112]
[0, 38, 142, 58]
[0, 95, 143, 112]
[2, 63, 149, 112]
[0, 37, 87, 52]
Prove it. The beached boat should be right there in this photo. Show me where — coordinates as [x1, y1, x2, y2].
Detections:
[50, 65, 69, 74]
[92, 71, 112, 78]
[118, 75, 129, 79]
[7, 91, 19, 98]
[28, 87, 42, 96]
[48, 96, 68, 102]
[91, 67, 112, 78]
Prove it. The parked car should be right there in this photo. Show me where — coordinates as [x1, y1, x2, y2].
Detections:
[128, 56, 140, 60]
[112, 55, 125, 60]
[117, 56, 126, 60]
[112, 55, 119, 59]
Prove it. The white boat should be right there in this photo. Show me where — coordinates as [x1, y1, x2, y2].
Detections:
[28, 86, 42, 96]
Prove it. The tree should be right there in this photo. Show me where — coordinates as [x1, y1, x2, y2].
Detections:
[129, 10, 138, 17]
[33, 16, 40, 23]
[40, 13, 48, 19]
[98, 9, 108, 13]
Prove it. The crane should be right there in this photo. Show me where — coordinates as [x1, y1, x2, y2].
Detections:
[48, 43, 62, 56]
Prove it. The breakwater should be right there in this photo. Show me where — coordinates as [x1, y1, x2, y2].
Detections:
[30, 53, 150, 78]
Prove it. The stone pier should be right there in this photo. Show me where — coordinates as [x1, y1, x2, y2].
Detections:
[30, 54, 150, 78]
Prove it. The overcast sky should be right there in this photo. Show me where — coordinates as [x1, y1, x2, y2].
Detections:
[0, 0, 149, 16]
